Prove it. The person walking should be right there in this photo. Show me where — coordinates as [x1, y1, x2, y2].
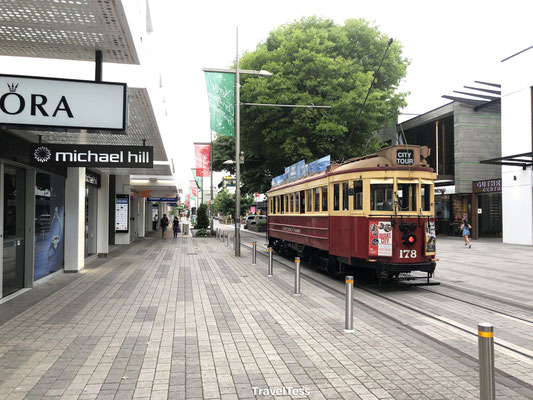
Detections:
[160, 214, 169, 239]
[460, 219, 472, 248]
[172, 216, 179, 238]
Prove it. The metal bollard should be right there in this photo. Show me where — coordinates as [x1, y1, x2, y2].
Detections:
[268, 248, 273, 277]
[225, 232, 229, 246]
[478, 323, 495, 400]
[252, 242, 257, 265]
[344, 276, 354, 333]
[294, 257, 301, 296]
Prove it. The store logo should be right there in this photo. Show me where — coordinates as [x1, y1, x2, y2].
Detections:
[33, 146, 52, 163]
[0, 83, 74, 118]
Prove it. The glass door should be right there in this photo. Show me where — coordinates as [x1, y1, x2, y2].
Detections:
[3, 165, 25, 297]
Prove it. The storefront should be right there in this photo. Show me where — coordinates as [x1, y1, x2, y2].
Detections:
[434, 185, 473, 236]
[471, 179, 502, 239]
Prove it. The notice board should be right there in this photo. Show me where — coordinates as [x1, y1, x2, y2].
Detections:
[115, 194, 129, 233]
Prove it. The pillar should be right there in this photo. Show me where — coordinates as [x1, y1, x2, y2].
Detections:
[97, 173, 109, 256]
[65, 167, 85, 271]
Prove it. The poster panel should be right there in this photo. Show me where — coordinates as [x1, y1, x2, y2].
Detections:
[425, 221, 436, 255]
[115, 194, 129, 233]
[368, 220, 393, 257]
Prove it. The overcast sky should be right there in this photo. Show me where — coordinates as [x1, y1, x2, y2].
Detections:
[147, 0, 532, 195]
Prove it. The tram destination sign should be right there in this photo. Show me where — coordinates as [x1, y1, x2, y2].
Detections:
[396, 149, 415, 165]
[30, 144, 153, 168]
[0, 74, 127, 131]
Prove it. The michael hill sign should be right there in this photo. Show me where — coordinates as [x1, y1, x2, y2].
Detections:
[30, 144, 153, 168]
[0, 74, 127, 131]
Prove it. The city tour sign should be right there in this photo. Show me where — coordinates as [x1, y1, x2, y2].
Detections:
[30, 144, 153, 168]
[0, 74, 127, 131]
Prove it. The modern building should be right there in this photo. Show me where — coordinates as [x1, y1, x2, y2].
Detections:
[0, 1, 177, 300]
[395, 82, 502, 238]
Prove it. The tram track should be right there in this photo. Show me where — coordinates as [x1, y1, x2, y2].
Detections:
[235, 239, 533, 393]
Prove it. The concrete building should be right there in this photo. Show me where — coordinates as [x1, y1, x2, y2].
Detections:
[396, 82, 502, 238]
[0, 0, 177, 300]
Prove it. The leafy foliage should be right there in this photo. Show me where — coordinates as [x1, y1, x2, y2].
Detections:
[213, 17, 408, 193]
[195, 203, 209, 229]
[194, 228, 213, 237]
[213, 188, 255, 218]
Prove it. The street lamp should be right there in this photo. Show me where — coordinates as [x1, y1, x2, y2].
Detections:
[203, 30, 272, 257]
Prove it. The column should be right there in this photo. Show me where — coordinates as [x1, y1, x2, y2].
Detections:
[65, 167, 85, 272]
[138, 197, 146, 237]
[97, 172, 109, 256]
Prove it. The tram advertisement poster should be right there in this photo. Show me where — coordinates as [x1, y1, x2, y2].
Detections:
[369, 221, 393, 257]
[425, 222, 436, 255]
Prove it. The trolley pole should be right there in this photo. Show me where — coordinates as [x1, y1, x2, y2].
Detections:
[252, 242, 257, 265]
[478, 323, 495, 400]
[268, 248, 273, 277]
[344, 276, 354, 333]
[294, 257, 301, 296]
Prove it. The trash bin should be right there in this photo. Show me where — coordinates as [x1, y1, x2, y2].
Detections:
[182, 223, 190, 235]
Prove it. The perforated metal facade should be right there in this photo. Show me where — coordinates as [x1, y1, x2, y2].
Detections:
[0, 0, 139, 64]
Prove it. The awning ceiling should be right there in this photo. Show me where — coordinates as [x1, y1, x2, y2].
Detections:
[0, 0, 139, 64]
[442, 81, 501, 112]
[480, 152, 533, 169]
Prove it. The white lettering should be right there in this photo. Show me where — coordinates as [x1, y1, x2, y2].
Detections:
[55, 152, 73, 162]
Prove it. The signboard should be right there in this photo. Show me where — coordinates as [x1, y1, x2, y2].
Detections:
[146, 197, 178, 202]
[396, 149, 415, 165]
[115, 194, 129, 233]
[0, 74, 127, 131]
[85, 170, 101, 188]
[425, 222, 436, 255]
[473, 179, 501, 193]
[30, 144, 153, 168]
[368, 221, 393, 257]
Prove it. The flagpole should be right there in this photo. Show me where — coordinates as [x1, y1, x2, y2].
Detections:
[235, 26, 241, 257]
[210, 130, 214, 232]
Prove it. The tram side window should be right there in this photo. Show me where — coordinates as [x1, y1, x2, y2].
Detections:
[314, 188, 320, 212]
[370, 184, 393, 211]
[300, 191, 305, 213]
[280, 195, 285, 213]
[421, 184, 432, 211]
[295, 192, 299, 213]
[321, 186, 328, 211]
[342, 182, 349, 211]
[397, 183, 417, 212]
[306, 190, 312, 212]
[285, 194, 289, 213]
[333, 183, 340, 211]
[353, 180, 363, 210]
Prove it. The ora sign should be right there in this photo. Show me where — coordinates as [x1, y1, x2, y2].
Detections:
[0, 74, 127, 131]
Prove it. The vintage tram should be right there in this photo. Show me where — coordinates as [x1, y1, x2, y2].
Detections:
[267, 145, 437, 280]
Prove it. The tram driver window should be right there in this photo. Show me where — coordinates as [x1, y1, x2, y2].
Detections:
[333, 183, 340, 211]
[421, 184, 432, 211]
[353, 180, 363, 210]
[370, 184, 393, 211]
[397, 183, 417, 212]
[314, 188, 320, 212]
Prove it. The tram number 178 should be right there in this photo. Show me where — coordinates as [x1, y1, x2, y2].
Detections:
[399, 250, 417, 259]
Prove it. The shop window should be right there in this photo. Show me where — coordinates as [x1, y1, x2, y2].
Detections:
[321, 186, 328, 211]
[34, 173, 65, 280]
[306, 190, 312, 212]
[397, 183, 417, 212]
[342, 182, 349, 211]
[333, 183, 340, 211]
[421, 184, 432, 211]
[354, 181, 363, 210]
[370, 184, 393, 211]
[314, 187, 320, 212]
[300, 191, 305, 213]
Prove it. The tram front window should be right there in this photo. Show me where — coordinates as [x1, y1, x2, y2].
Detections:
[397, 183, 418, 212]
[371, 184, 393, 211]
[421, 184, 432, 211]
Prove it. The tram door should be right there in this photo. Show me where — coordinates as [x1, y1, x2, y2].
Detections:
[2, 166, 26, 297]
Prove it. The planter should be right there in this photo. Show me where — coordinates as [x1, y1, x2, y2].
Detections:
[249, 224, 267, 232]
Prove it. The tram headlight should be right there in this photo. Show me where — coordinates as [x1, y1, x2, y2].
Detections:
[403, 233, 417, 246]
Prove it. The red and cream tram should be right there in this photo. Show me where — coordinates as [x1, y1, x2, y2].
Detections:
[267, 145, 437, 280]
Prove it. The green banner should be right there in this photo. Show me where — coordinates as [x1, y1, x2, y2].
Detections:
[191, 168, 202, 190]
[189, 188, 196, 200]
[205, 72, 235, 137]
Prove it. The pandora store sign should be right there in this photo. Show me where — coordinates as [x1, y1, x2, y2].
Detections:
[30, 144, 153, 168]
[0, 74, 127, 131]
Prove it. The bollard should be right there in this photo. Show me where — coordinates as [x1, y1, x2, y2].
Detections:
[252, 242, 257, 265]
[225, 232, 229, 246]
[478, 323, 495, 400]
[294, 257, 301, 296]
[344, 276, 354, 333]
[268, 248, 273, 277]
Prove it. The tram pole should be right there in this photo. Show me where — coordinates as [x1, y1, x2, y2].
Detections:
[478, 323, 495, 400]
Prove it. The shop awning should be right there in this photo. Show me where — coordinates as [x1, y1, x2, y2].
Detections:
[480, 152, 533, 169]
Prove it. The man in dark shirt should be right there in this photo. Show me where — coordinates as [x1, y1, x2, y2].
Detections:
[160, 214, 169, 239]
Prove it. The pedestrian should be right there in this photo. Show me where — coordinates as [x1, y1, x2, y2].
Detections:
[160, 214, 169, 239]
[460, 219, 472, 248]
[172, 216, 179, 238]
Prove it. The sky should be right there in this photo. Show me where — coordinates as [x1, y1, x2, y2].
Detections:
[147, 0, 532, 196]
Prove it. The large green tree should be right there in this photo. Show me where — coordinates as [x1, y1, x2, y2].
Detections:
[213, 17, 408, 193]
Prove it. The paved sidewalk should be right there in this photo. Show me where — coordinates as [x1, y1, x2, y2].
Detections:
[0, 234, 530, 399]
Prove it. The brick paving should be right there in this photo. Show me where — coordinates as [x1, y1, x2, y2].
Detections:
[0, 233, 531, 399]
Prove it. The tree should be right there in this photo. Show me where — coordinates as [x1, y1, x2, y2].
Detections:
[195, 203, 209, 229]
[213, 188, 256, 218]
[213, 17, 408, 194]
